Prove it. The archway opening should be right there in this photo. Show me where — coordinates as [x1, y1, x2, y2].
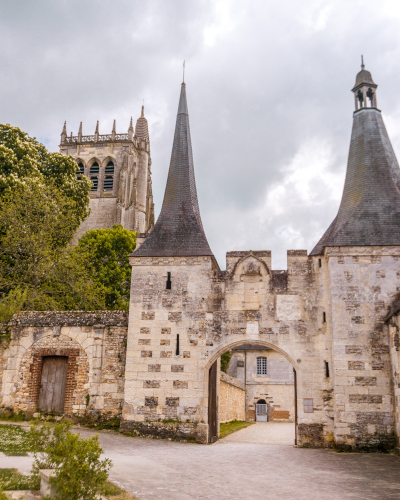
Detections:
[208, 341, 297, 445]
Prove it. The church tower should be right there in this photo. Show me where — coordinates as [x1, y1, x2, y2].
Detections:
[59, 109, 154, 239]
[121, 81, 218, 442]
[311, 59, 400, 450]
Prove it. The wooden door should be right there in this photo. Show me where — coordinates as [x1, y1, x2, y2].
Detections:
[37, 356, 68, 412]
[208, 361, 218, 443]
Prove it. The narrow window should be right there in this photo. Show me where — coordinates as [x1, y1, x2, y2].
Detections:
[90, 162, 99, 174]
[166, 272, 172, 290]
[325, 361, 330, 378]
[105, 160, 114, 174]
[76, 162, 84, 178]
[256, 356, 267, 375]
[176, 334, 180, 356]
[90, 176, 98, 191]
[323, 312, 326, 323]
[103, 176, 114, 191]
[304, 398, 314, 413]
[318, 258, 322, 268]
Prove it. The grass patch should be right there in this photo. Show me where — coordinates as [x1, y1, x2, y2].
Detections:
[219, 420, 254, 439]
[0, 411, 27, 422]
[102, 480, 139, 499]
[0, 468, 39, 490]
[0, 425, 32, 456]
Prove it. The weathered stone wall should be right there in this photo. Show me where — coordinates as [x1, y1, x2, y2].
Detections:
[323, 246, 397, 451]
[122, 250, 335, 446]
[387, 313, 400, 451]
[219, 372, 245, 423]
[0, 311, 128, 419]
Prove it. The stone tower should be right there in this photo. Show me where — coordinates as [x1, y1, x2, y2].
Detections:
[121, 81, 219, 441]
[59, 108, 155, 239]
[310, 59, 400, 449]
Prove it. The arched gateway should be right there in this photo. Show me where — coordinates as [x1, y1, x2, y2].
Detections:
[121, 65, 400, 451]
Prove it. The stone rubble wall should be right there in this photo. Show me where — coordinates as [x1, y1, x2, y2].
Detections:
[388, 315, 400, 451]
[219, 372, 245, 423]
[0, 311, 128, 419]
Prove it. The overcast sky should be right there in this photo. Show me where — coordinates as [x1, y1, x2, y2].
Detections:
[2, 0, 400, 269]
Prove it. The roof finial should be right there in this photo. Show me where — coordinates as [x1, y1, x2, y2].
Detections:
[128, 116, 133, 131]
[95, 121, 99, 134]
[361, 55, 365, 70]
[62, 121, 67, 134]
[141, 103, 144, 117]
[112, 119, 116, 133]
[183, 60, 185, 84]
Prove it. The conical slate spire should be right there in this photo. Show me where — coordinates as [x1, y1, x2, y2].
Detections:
[134, 83, 214, 258]
[311, 66, 400, 255]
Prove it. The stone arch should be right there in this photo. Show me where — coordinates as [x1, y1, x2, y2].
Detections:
[14, 334, 89, 415]
[205, 338, 298, 443]
[101, 156, 116, 169]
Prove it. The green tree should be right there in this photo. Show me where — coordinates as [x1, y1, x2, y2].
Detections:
[77, 225, 136, 310]
[221, 350, 231, 373]
[29, 420, 112, 500]
[0, 184, 104, 310]
[0, 124, 91, 226]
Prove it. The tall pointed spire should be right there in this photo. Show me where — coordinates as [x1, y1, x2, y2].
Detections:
[311, 65, 400, 255]
[61, 121, 67, 143]
[134, 82, 214, 258]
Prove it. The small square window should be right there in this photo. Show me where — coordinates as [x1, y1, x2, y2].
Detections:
[304, 398, 313, 413]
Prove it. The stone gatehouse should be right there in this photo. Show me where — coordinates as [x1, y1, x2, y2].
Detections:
[1, 61, 400, 451]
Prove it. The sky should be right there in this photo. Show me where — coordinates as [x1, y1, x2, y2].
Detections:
[2, 0, 400, 270]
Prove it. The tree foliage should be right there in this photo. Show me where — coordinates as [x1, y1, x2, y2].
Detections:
[221, 351, 232, 373]
[29, 419, 112, 500]
[0, 176, 104, 311]
[77, 225, 136, 310]
[0, 124, 91, 225]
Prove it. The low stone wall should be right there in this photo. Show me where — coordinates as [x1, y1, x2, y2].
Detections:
[1, 311, 128, 420]
[219, 372, 246, 423]
[120, 419, 208, 443]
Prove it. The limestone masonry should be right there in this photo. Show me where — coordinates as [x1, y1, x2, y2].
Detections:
[59, 108, 154, 238]
[1, 61, 400, 451]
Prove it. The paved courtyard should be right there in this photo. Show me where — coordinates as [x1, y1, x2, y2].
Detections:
[2, 422, 400, 500]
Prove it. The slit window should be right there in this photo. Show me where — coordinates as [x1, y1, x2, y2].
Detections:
[318, 259, 322, 268]
[166, 272, 172, 290]
[256, 356, 267, 375]
[325, 361, 330, 378]
[105, 161, 114, 174]
[90, 176, 98, 191]
[323, 312, 326, 323]
[90, 162, 99, 174]
[103, 176, 114, 191]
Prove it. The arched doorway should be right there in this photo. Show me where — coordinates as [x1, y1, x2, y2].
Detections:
[207, 340, 298, 444]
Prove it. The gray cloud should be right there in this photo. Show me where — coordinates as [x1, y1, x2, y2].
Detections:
[2, 0, 400, 269]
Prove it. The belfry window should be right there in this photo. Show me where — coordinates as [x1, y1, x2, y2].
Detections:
[367, 88, 374, 107]
[357, 90, 364, 107]
[90, 162, 99, 174]
[76, 162, 84, 178]
[105, 161, 114, 174]
[103, 176, 113, 191]
[90, 176, 98, 191]
[256, 357, 267, 375]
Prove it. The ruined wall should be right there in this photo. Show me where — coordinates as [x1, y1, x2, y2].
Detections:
[324, 246, 397, 451]
[0, 311, 128, 419]
[219, 372, 245, 423]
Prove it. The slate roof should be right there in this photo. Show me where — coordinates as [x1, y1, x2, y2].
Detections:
[311, 104, 400, 255]
[133, 83, 214, 258]
[135, 106, 149, 140]
[352, 69, 376, 90]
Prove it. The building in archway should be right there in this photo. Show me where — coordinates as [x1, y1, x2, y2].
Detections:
[1, 61, 400, 451]
[227, 345, 295, 422]
[59, 108, 154, 239]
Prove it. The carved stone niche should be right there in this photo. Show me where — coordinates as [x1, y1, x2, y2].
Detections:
[241, 257, 263, 282]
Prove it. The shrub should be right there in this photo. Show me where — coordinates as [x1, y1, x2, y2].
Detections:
[30, 419, 112, 500]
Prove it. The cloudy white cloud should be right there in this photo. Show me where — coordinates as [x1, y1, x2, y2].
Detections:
[1, 0, 400, 268]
